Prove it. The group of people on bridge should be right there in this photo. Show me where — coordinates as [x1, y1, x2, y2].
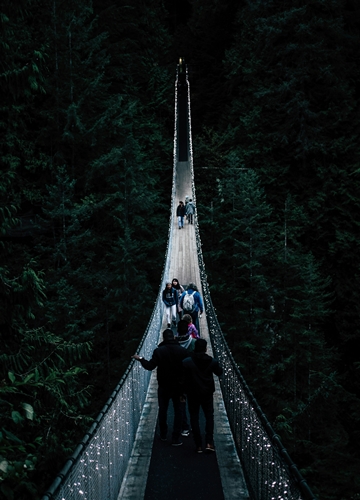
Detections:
[162, 278, 203, 333]
[176, 197, 195, 229]
[133, 279, 222, 454]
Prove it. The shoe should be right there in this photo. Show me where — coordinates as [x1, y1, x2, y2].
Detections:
[181, 430, 190, 437]
[160, 435, 167, 441]
[196, 446, 203, 453]
[205, 443, 215, 452]
[171, 439, 183, 447]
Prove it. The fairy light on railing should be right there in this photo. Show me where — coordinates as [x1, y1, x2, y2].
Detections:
[186, 65, 316, 500]
[42, 66, 181, 500]
[42, 305, 162, 500]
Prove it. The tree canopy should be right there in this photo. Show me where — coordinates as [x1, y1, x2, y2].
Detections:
[1, 0, 360, 498]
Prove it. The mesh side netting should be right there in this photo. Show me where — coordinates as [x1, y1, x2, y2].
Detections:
[186, 69, 316, 500]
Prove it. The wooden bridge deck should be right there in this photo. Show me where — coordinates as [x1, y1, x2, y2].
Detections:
[118, 161, 249, 500]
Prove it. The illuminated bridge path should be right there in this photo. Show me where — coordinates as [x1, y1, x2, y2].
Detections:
[42, 63, 317, 500]
[118, 136, 248, 500]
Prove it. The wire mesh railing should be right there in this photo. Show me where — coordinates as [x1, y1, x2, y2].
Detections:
[186, 74, 317, 499]
[42, 306, 161, 500]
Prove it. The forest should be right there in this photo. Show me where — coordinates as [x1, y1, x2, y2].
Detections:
[1, 0, 359, 499]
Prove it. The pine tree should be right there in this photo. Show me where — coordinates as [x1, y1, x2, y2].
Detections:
[218, 6, 360, 495]
[1, 166, 93, 499]
[205, 164, 279, 368]
[222, 1, 360, 359]
[0, 0, 176, 491]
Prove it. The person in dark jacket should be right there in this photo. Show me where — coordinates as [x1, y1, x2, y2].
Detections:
[176, 319, 196, 437]
[162, 282, 178, 327]
[176, 200, 186, 229]
[182, 338, 223, 453]
[132, 329, 188, 446]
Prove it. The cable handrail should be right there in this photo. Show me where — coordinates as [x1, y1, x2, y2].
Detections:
[41, 67, 181, 500]
[186, 73, 317, 499]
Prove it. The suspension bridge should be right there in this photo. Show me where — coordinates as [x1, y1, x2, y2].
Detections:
[42, 62, 317, 500]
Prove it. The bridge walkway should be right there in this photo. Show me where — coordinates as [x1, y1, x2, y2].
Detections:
[118, 159, 249, 500]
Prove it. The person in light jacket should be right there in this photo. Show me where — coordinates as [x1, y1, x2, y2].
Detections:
[186, 199, 195, 224]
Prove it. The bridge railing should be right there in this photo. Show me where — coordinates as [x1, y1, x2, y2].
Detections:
[42, 311, 159, 500]
[199, 288, 316, 500]
[41, 69, 181, 500]
[185, 74, 316, 500]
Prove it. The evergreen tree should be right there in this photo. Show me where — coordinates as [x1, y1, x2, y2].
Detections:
[205, 164, 278, 364]
[1, 0, 175, 495]
[216, 5, 360, 495]
[1, 160, 92, 500]
[222, 0, 360, 368]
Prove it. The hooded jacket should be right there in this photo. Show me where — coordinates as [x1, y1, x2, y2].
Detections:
[182, 352, 223, 396]
[177, 333, 196, 352]
[186, 201, 195, 215]
[162, 287, 178, 307]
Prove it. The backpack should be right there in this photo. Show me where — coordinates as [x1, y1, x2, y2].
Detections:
[182, 291, 196, 313]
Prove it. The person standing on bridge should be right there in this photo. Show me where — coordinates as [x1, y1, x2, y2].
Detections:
[172, 278, 185, 319]
[182, 313, 199, 339]
[132, 329, 188, 446]
[184, 195, 190, 221]
[176, 200, 186, 229]
[182, 338, 223, 453]
[176, 319, 196, 437]
[186, 199, 195, 224]
[180, 283, 204, 334]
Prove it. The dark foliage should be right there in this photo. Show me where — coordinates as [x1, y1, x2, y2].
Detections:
[1, 0, 173, 497]
[1, 0, 360, 499]
[193, 1, 360, 498]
